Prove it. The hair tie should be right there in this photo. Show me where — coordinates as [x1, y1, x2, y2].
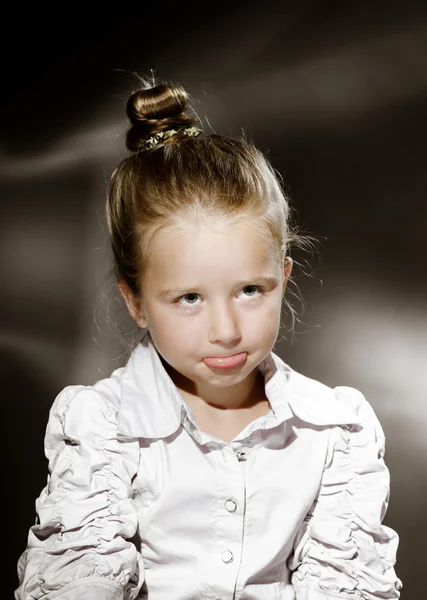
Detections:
[144, 126, 202, 151]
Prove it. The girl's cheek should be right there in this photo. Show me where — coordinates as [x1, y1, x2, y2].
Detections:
[159, 309, 203, 333]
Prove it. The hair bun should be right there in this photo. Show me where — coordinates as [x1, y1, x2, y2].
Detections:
[125, 82, 197, 152]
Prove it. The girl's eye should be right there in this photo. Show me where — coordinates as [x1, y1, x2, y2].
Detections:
[240, 285, 262, 298]
[174, 285, 262, 309]
[176, 293, 201, 307]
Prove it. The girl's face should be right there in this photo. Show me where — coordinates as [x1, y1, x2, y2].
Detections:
[122, 216, 292, 398]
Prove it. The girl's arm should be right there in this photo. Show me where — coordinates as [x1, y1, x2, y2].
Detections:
[288, 387, 403, 600]
[16, 385, 144, 600]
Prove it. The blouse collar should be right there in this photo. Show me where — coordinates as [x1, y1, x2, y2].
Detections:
[117, 330, 362, 438]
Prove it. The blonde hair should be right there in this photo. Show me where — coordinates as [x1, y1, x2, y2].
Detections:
[106, 76, 313, 334]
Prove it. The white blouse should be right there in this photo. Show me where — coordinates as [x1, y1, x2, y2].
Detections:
[16, 331, 402, 600]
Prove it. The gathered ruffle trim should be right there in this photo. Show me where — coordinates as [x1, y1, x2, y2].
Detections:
[290, 390, 402, 599]
[16, 386, 144, 600]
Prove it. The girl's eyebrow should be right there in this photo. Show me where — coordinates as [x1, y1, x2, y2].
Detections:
[156, 275, 280, 298]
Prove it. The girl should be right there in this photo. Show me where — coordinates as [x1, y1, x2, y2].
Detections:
[16, 78, 402, 600]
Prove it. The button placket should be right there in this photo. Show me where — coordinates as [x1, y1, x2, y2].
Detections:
[204, 446, 245, 595]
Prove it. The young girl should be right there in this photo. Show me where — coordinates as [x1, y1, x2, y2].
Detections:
[16, 78, 402, 600]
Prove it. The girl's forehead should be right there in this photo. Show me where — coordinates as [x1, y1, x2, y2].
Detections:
[150, 217, 273, 254]
[145, 217, 279, 278]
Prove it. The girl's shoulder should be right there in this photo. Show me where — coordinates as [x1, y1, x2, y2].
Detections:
[45, 366, 127, 448]
[272, 352, 382, 431]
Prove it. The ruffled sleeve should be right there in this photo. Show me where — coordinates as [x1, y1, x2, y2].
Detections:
[288, 386, 403, 599]
[15, 385, 145, 600]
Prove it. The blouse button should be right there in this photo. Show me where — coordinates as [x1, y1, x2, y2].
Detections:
[221, 550, 234, 563]
[225, 498, 237, 513]
[235, 447, 247, 461]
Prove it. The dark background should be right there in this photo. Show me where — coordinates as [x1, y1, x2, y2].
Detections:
[2, 1, 426, 597]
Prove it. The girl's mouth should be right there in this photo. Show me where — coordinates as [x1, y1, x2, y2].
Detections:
[202, 352, 247, 369]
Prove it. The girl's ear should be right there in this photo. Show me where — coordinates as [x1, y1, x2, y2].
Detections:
[282, 256, 293, 296]
[118, 279, 148, 328]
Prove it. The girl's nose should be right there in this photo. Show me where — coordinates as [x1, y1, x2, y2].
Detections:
[208, 302, 241, 345]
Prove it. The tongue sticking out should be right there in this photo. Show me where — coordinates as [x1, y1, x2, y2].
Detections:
[203, 352, 247, 369]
